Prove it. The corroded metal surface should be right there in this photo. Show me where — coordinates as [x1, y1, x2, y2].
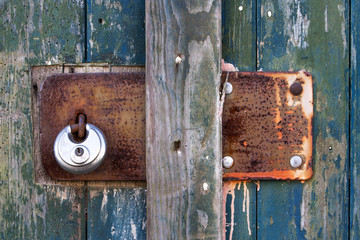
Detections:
[39, 71, 312, 181]
[222, 72, 313, 180]
[40, 73, 145, 180]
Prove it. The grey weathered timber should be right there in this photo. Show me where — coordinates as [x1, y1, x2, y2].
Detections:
[146, 0, 222, 239]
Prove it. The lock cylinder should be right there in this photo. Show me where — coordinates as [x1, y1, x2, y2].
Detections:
[54, 123, 107, 174]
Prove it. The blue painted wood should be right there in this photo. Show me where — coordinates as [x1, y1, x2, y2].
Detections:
[350, 0, 360, 239]
[222, 0, 257, 239]
[257, 0, 349, 239]
[0, 0, 86, 239]
[87, 188, 146, 240]
[85, 2, 147, 239]
[86, 0, 145, 65]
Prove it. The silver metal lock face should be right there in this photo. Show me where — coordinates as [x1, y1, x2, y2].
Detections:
[54, 123, 107, 174]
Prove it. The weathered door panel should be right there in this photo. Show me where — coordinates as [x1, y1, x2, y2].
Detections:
[0, 0, 357, 239]
[85, 1, 147, 239]
[350, 0, 360, 239]
[222, 0, 257, 239]
[256, 0, 349, 239]
[0, 0, 86, 239]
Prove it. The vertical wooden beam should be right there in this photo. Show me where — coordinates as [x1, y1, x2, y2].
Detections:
[146, 0, 222, 239]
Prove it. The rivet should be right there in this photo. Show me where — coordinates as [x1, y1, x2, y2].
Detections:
[225, 82, 233, 95]
[267, 10, 272, 17]
[290, 155, 302, 168]
[290, 82, 303, 96]
[329, 146, 332, 151]
[222, 156, 234, 169]
[175, 56, 182, 64]
[238, 6, 243, 11]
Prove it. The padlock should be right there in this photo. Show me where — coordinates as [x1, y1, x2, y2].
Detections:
[54, 123, 107, 174]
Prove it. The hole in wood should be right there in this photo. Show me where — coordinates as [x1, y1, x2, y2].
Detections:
[173, 140, 181, 152]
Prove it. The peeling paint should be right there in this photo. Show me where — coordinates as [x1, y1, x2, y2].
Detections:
[325, 5, 328, 32]
[130, 218, 137, 240]
[100, 189, 109, 223]
[301, 134, 348, 239]
[197, 209, 209, 231]
[280, 0, 310, 49]
[185, 0, 214, 14]
[337, 4, 347, 58]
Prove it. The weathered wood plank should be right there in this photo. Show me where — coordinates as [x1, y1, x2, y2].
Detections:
[222, 0, 257, 239]
[257, 0, 349, 239]
[222, 0, 256, 71]
[85, 1, 148, 237]
[351, 0, 360, 238]
[86, 0, 145, 65]
[87, 188, 146, 240]
[146, 0, 222, 238]
[0, 0, 86, 238]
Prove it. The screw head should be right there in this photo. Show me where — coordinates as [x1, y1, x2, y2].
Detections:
[222, 156, 234, 169]
[290, 82, 303, 96]
[175, 56, 182, 64]
[290, 155, 302, 168]
[225, 82, 233, 95]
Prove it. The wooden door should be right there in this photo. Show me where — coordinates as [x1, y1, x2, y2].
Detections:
[0, 0, 358, 239]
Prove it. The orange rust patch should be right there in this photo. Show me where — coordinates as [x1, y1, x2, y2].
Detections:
[222, 72, 313, 180]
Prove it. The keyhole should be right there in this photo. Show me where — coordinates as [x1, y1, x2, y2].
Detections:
[75, 147, 84, 156]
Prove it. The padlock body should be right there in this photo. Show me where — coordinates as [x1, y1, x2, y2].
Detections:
[54, 124, 107, 174]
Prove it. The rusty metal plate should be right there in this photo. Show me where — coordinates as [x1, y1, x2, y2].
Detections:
[40, 73, 145, 180]
[222, 72, 313, 180]
[39, 71, 312, 181]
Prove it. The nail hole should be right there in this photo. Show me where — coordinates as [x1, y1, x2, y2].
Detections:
[173, 140, 181, 151]
[98, 18, 103, 24]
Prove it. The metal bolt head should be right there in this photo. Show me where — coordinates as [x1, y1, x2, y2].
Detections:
[290, 155, 302, 168]
[225, 82, 233, 95]
[175, 56, 182, 64]
[222, 156, 234, 169]
[290, 82, 303, 96]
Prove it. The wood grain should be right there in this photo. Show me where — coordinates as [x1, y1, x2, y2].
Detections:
[146, 0, 222, 238]
[350, 0, 360, 238]
[87, 188, 146, 240]
[86, 0, 145, 65]
[0, 0, 86, 238]
[257, 0, 349, 239]
[221, 1, 257, 239]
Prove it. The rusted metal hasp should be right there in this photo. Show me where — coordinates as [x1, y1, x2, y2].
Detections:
[38, 71, 312, 181]
[39, 72, 145, 180]
[222, 72, 313, 180]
